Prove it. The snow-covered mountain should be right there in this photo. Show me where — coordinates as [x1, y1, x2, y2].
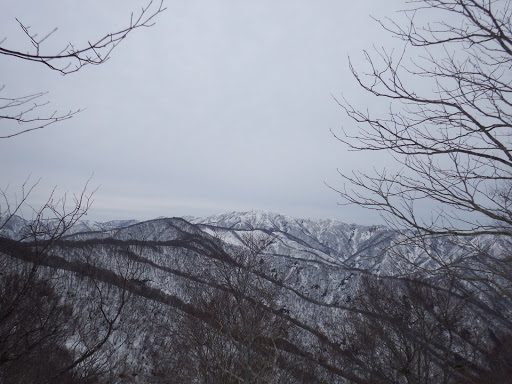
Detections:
[193, 211, 390, 259]
[36, 211, 392, 305]
[2, 211, 508, 382]
[67, 219, 140, 234]
[0, 210, 470, 277]
[2, 209, 500, 288]
[58, 210, 394, 267]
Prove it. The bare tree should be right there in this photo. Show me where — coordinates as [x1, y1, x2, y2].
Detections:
[0, 182, 94, 383]
[0, 179, 149, 382]
[336, 0, 512, 238]
[333, 0, 512, 288]
[0, 0, 165, 138]
[0, 2, 165, 380]
[329, 1, 512, 381]
[337, 274, 499, 383]
[51, 243, 146, 383]
[0, 272, 76, 384]
[161, 231, 292, 384]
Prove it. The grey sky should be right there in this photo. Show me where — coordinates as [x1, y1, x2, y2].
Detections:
[1, 0, 406, 223]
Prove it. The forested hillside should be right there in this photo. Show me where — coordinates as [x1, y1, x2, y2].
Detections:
[1, 211, 510, 383]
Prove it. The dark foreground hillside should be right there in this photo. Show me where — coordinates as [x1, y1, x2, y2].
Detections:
[1, 212, 511, 383]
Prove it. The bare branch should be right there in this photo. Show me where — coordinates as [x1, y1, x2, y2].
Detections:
[0, 0, 166, 75]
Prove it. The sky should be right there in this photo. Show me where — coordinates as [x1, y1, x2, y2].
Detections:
[1, 0, 407, 224]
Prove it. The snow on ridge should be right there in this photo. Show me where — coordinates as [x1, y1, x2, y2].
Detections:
[189, 210, 358, 230]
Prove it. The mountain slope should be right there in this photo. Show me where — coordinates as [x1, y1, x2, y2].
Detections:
[2, 211, 509, 383]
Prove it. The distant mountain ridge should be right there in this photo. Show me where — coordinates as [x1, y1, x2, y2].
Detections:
[190, 211, 394, 268]
[5, 210, 505, 300]
[6, 210, 501, 274]
[49, 211, 395, 268]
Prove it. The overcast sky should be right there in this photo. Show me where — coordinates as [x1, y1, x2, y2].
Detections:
[1, 0, 407, 224]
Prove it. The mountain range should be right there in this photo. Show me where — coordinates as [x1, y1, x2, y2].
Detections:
[1, 210, 508, 382]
